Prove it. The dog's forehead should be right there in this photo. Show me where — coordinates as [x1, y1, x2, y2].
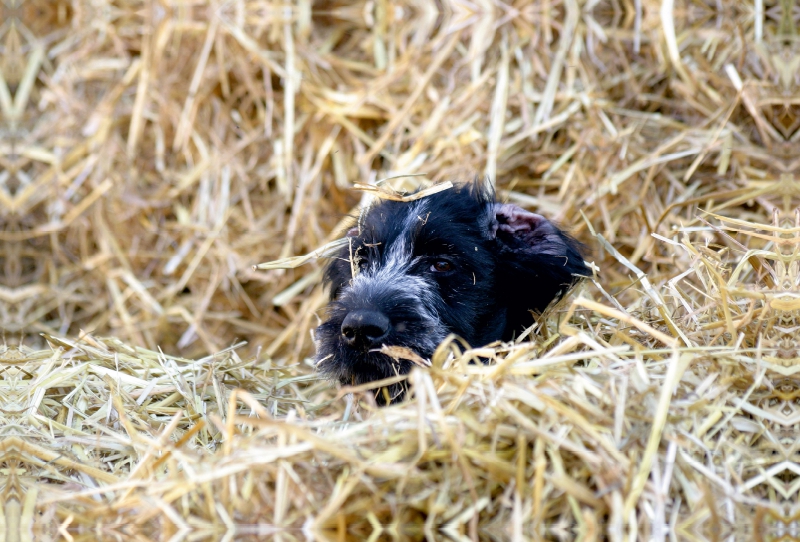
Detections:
[359, 198, 424, 245]
[360, 190, 490, 249]
[398, 198, 431, 235]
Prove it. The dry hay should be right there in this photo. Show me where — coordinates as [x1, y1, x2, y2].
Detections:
[1, 0, 799, 540]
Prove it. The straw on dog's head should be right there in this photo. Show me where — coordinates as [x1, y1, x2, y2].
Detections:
[315, 181, 588, 401]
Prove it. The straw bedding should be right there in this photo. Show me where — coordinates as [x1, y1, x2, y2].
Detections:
[1, 0, 798, 539]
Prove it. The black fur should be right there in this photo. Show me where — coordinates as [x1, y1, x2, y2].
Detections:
[315, 181, 588, 401]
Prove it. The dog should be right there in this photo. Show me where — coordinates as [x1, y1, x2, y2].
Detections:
[314, 181, 589, 401]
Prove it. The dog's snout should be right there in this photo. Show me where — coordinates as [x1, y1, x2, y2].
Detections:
[341, 310, 391, 348]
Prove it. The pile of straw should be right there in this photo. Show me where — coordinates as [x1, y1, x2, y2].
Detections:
[2, 0, 798, 539]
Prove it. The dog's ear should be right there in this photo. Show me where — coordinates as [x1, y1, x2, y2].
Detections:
[490, 204, 588, 335]
[491, 204, 577, 257]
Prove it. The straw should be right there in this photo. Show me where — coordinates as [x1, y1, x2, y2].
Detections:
[3, 0, 796, 538]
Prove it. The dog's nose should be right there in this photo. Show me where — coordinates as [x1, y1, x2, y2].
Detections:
[341, 310, 390, 348]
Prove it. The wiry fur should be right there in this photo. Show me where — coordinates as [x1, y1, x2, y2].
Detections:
[315, 181, 589, 402]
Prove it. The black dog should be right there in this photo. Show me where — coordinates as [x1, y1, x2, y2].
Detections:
[315, 181, 588, 399]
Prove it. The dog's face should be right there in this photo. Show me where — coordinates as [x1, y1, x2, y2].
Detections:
[315, 182, 588, 398]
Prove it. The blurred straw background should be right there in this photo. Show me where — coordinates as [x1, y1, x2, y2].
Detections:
[1, 0, 799, 539]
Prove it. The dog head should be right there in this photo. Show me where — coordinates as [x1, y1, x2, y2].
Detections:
[314, 182, 588, 399]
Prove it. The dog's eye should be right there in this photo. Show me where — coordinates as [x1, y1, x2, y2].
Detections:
[358, 259, 369, 271]
[431, 260, 453, 273]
